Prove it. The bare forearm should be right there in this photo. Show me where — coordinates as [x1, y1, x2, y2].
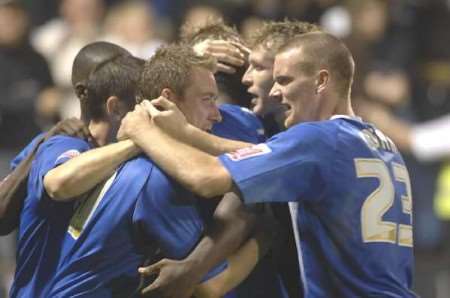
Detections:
[195, 211, 275, 297]
[44, 140, 139, 200]
[187, 193, 256, 284]
[133, 128, 232, 198]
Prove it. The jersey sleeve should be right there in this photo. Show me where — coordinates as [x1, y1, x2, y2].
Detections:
[212, 104, 266, 144]
[33, 136, 91, 200]
[10, 133, 46, 170]
[219, 123, 334, 204]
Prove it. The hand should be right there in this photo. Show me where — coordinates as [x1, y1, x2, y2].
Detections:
[45, 118, 91, 141]
[138, 258, 200, 298]
[117, 104, 152, 141]
[140, 98, 190, 141]
[193, 40, 250, 74]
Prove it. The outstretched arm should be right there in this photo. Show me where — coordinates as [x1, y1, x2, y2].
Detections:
[118, 98, 251, 156]
[138, 192, 255, 297]
[44, 140, 140, 201]
[0, 118, 92, 234]
[138, 196, 277, 298]
[118, 103, 245, 198]
[195, 218, 275, 298]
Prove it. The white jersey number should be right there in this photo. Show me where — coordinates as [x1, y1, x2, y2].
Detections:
[355, 158, 413, 247]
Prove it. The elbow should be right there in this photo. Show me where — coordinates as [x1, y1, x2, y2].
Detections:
[189, 170, 231, 199]
[43, 172, 73, 201]
[189, 172, 226, 199]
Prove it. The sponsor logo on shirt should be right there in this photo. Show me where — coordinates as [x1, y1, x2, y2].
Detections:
[227, 144, 272, 161]
[55, 149, 81, 163]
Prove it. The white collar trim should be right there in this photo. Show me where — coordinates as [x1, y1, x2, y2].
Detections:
[330, 114, 362, 121]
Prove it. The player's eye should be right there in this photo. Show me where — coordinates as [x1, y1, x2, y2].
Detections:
[276, 76, 292, 86]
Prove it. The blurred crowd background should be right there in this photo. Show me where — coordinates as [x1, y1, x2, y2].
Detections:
[0, 0, 449, 297]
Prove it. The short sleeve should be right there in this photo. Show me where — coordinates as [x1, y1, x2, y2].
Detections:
[32, 136, 91, 200]
[219, 123, 334, 204]
[10, 133, 46, 170]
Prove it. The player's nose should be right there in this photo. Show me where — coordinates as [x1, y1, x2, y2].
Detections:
[269, 84, 282, 102]
[242, 67, 252, 86]
[210, 105, 222, 123]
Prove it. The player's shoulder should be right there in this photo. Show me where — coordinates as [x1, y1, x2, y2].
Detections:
[215, 104, 265, 143]
[35, 135, 91, 166]
[139, 159, 195, 202]
[139, 158, 174, 190]
[219, 104, 261, 126]
[41, 135, 89, 149]
[281, 120, 337, 142]
[10, 133, 47, 169]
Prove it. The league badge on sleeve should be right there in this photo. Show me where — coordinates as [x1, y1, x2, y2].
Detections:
[226, 144, 272, 161]
[55, 149, 81, 163]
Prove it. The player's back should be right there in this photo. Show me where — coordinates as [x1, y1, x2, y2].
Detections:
[44, 156, 153, 297]
[295, 116, 416, 297]
[10, 135, 91, 298]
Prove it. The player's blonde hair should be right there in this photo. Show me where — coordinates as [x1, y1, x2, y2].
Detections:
[248, 20, 321, 54]
[138, 44, 216, 101]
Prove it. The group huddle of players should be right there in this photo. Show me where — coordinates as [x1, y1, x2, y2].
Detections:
[0, 19, 417, 298]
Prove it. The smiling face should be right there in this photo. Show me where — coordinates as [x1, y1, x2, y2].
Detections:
[270, 47, 319, 128]
[176, 66, 221, 131]
[242, 46, 282, 117]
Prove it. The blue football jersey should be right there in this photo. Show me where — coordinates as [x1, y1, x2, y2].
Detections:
[219, 116, 417, 297]
[213, 104, 266, 143]
[10, 135, 91, 298]
[45, 156, 230, 297]
[44, 104, 280, 298]
[215, 104, 287, 298]
[45, 156, 153, 297]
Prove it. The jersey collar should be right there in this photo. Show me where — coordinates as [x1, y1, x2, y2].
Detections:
[330, 114, 362, 122]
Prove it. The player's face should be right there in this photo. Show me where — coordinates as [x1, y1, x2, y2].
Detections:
[242, 46, 282, 117]
[271, 48, 318, 128]
[177, 66, 221, 131]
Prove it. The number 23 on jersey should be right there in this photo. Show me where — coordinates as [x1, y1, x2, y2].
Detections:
[355, 158, 413, 247]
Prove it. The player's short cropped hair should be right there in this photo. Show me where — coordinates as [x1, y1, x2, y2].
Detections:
[138, 44, 216, 101]
[180, 19, 243, 46]
[281, 31, 355, 98]
[248, 20, 321, 54]
[81, 54, 145, 121]
[72, 41, 131, 88]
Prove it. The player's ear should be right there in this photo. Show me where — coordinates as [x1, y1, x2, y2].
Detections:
[161, 88, 178, 102]
[106, 96, 121, 118]
[315, 69, 329, 95]
[75, 82, 88, 100]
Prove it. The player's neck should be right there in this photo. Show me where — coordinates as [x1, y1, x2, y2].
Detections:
[332, 97, 354, 118]
[88, 120, 111, 147]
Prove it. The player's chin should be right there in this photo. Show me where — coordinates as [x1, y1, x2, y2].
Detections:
[204, 123, 214, 131]
[252, 102, 264, 116]
[284, 114, 296, 128]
